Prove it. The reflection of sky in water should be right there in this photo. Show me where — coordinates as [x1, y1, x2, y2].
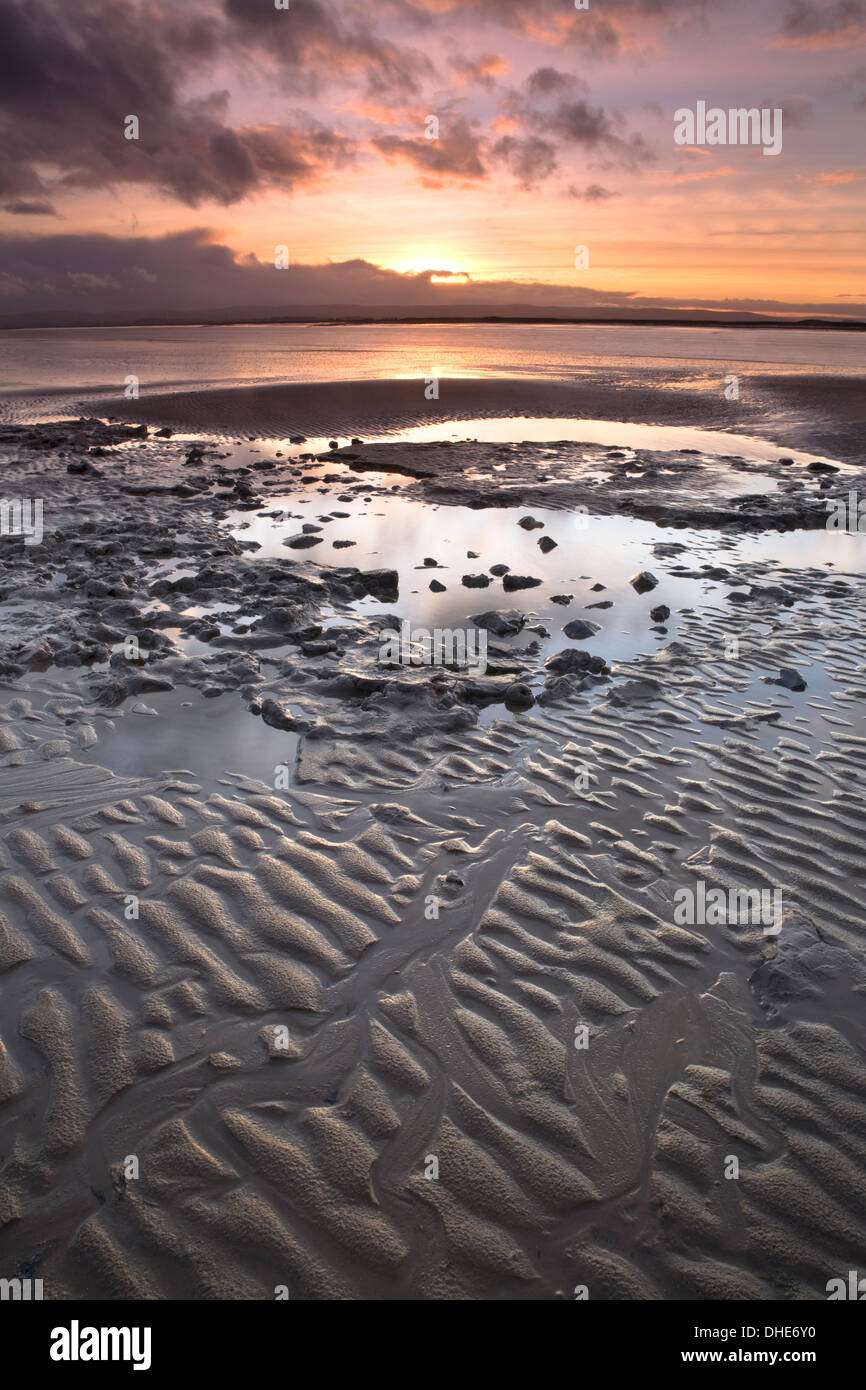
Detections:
[215, 414, 846, 469]
[231, 490, 865, 671]
[75, 415, 866, 780]
[76, 683, 296, 785]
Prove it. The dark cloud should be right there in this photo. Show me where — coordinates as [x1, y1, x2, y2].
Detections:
[372, 117, 486, 178]
[223, 0, 435, 100]
[3, 200, 59, 216]
[0, 0, 427, 207]
[0, 228, 862, 322]
[490, 136, 558, 188]
[0, 228, 628, 315]
[780, 0, 866, 42]
[526, 68, 586, 100]
[387, 0, 718, 56]
[567, 183, 621, 200]
[537, 99, 654, 169]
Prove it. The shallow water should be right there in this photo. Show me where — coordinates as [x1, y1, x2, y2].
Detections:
[1, 321, 863, 422]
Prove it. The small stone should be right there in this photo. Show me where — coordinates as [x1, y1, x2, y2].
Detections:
[505, 682, 535, 711]
[563, 619, 601, 640]
[503, 574, 541, 592]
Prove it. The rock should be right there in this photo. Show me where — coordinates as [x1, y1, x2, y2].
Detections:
[546, 649, 608, 676]
[504, 682, 535, 711]
[283, 533, 323, 548]
[358, 569, 399, 601]
[538, 674, 587, 705]
[289, 434, 306, 444]
[608, 678, 662, 705]
[778, 456, 794, 465]
[563, 619, 601, 640]
[423, 557, 438, 567]
[466, 550, 480, 559]
[471, 610, 526, 637]
[590, 583, 606, 591]
[154, 426, 173, 438]
[260, 698, 310, 732]
[332, 539, 356, 548]
[489, 563, 510, 576]
[806, 461, 839, 474]
[462, 573, 491, 588]
[301, 523, 323, 533]
[630, 570, 659, 593]
[429, 579, 446, 592]
[586, 600, 613, 609]
[550, 594, 572, 605]
[328, 440, 339, 449]
[649, 605, 670, 622]
[518, 516, 544, 531]
[502, 574, 541, 592]
[766, 667, 807, 692]
[126, 673, 174, 695]
[18, 637, 54, 666]
[538, 536, 557, 553]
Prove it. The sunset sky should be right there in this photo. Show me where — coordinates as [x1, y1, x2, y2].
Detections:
[1, 0, 865, 319]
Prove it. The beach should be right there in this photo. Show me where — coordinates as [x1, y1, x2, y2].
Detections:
[1, 334, 865, 1300]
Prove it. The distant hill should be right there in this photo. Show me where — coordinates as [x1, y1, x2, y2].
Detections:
[1, 305, 864, 330]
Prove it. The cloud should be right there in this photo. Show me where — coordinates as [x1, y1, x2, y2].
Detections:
[2, 228, 861, 323]
[490, 136, 559, 188]
[534, 99, 654, 169]
[450, 53, 508, 90]
[371, 116, 486, 178]
[223, 0, 436, 99]
[525, 68, 586, 100]
[0, 0, 396, 207]
[2, 200, 59, 215]
[775, 0, 866, 49]
[567, 183, 621, 200]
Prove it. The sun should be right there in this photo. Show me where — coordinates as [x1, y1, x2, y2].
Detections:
[389, 251, 468, 277]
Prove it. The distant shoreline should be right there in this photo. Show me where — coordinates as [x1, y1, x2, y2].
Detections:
[2, 314, 865, 332]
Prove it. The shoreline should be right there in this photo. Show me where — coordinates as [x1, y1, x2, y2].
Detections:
[88, 371, 866, 465]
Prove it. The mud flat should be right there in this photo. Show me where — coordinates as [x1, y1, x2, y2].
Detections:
[95, 370, 866, 465]
[1, 415, 865, 1300]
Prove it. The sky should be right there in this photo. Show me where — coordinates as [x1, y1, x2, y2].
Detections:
[1, 0, 865, 320]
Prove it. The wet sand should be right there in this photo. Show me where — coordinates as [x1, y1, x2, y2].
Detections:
[1, 405, 865, 1301]
[94, 370, 866, 465]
